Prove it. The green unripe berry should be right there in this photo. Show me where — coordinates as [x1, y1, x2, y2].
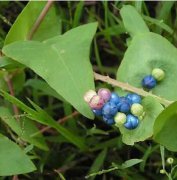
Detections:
[131, 103, 144, 117]
[114, 112, 126, 126]
[167, 157, 174, 164]
[152, 68, 165, 81]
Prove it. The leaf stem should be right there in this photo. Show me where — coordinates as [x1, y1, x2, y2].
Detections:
[27, 0, 54, 40]
[94, 72, 173, 107]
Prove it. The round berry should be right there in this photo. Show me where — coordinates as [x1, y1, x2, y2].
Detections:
[117, 97, 131, 113]
[103, 115, 115, 125]
[126, 93, 141, 104]
[152, 68, 165, 81]
[102, 101, 118, 116]
[131, 103, 144, 117]
[109, 92, 120, 104]
[142, 75, 157, 89]
[92, 109, 102, 116]
[98, 88, 111, 102]
[84, 90, 97, 103]
[114, 112, 126, 126]
[89, 95, 104, 109]
[124, 114, 139, 130]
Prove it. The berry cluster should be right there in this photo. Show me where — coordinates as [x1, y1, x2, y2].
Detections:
[84, 89, 144, 130]
[142, 68, 165, 90]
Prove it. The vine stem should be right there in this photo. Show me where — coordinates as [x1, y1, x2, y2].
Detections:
[33, 111, 79, 135]
[27, 0, 54, 40]
[94, 72, 173, 107]
[4, 76, 19, 118]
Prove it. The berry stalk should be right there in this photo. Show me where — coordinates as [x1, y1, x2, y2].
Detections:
[94, 72, 173, 107]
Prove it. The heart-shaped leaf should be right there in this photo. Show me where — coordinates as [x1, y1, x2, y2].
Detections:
[0, 134, 36, 176]
[117, 32, 177, 101]
[118, 96, 163, 145]
[116, 5, 177, 145]
[153, 101, 177, 152]
[3, 23, 98, 119]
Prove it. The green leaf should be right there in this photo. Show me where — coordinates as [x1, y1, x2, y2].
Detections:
[0, 133, 36, 176]
[4, 1, 61, 45]
[0, 90, 88, 150]
[24, 79, 65, 101]
[116, 32, 177, 101]
[72, 1, 84, 28]
[121, 159, 143, 169]
[120, 5, 149, 37]
[0, 69, 25, 94]
[118, 96, 163, 145]
[0, 107, 49, 151]
[3, 23, 98, 119]
[153, 101, 177, 152]
[0, 56, 24, 69]
[86, 149, 107, 180]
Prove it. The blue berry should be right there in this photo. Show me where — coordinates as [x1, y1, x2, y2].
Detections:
[117, 97, 131, 113]
[103, 115, 115, 125]
[124, 114, 139, 130]
[126, 93, 141, 104]
[102, 102, 118, 116]
[109, 92, 120, 104]
[142, 75, 157, 89]
[92, 109, 102, 116]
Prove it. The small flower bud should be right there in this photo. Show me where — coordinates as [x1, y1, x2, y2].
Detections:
[84, 90, 97, 103]
[114, 112, 126, 126]
[131, 103, 144, 117]
[152, 68, 165, 81]
[89, 95, 104, 109]
[166, 157, 174, 164]
[98, 88, 111, 102]
[160, 169, 166, 174]
[139, 112, 146, 120]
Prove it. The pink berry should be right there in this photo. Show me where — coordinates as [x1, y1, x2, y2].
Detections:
[84, 90, 97, 103]
[98, 88, 111, 102]
[89, 95, 104, 109]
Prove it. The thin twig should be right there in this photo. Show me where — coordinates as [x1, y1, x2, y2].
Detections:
[94, 72, 173, 107]
[12, 175, 19, 180]
[54, 156, 88, 174]
[4, 75, 20, 120]
[27, 0, 54, 40]
[39, 111, 79, 134]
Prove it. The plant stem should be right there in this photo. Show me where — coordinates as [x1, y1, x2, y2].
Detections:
[5, 77, 19, 116]
[33, 111, 79, 135]
[94, 72, 173, 107]
[27, 0, 54, 40]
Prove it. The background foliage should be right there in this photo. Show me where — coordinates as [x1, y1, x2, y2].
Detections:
[0, 1, 177, 180]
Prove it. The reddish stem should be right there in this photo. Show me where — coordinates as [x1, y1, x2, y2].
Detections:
[27, 1, 54, 40]
[40, 111, 79, 134]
